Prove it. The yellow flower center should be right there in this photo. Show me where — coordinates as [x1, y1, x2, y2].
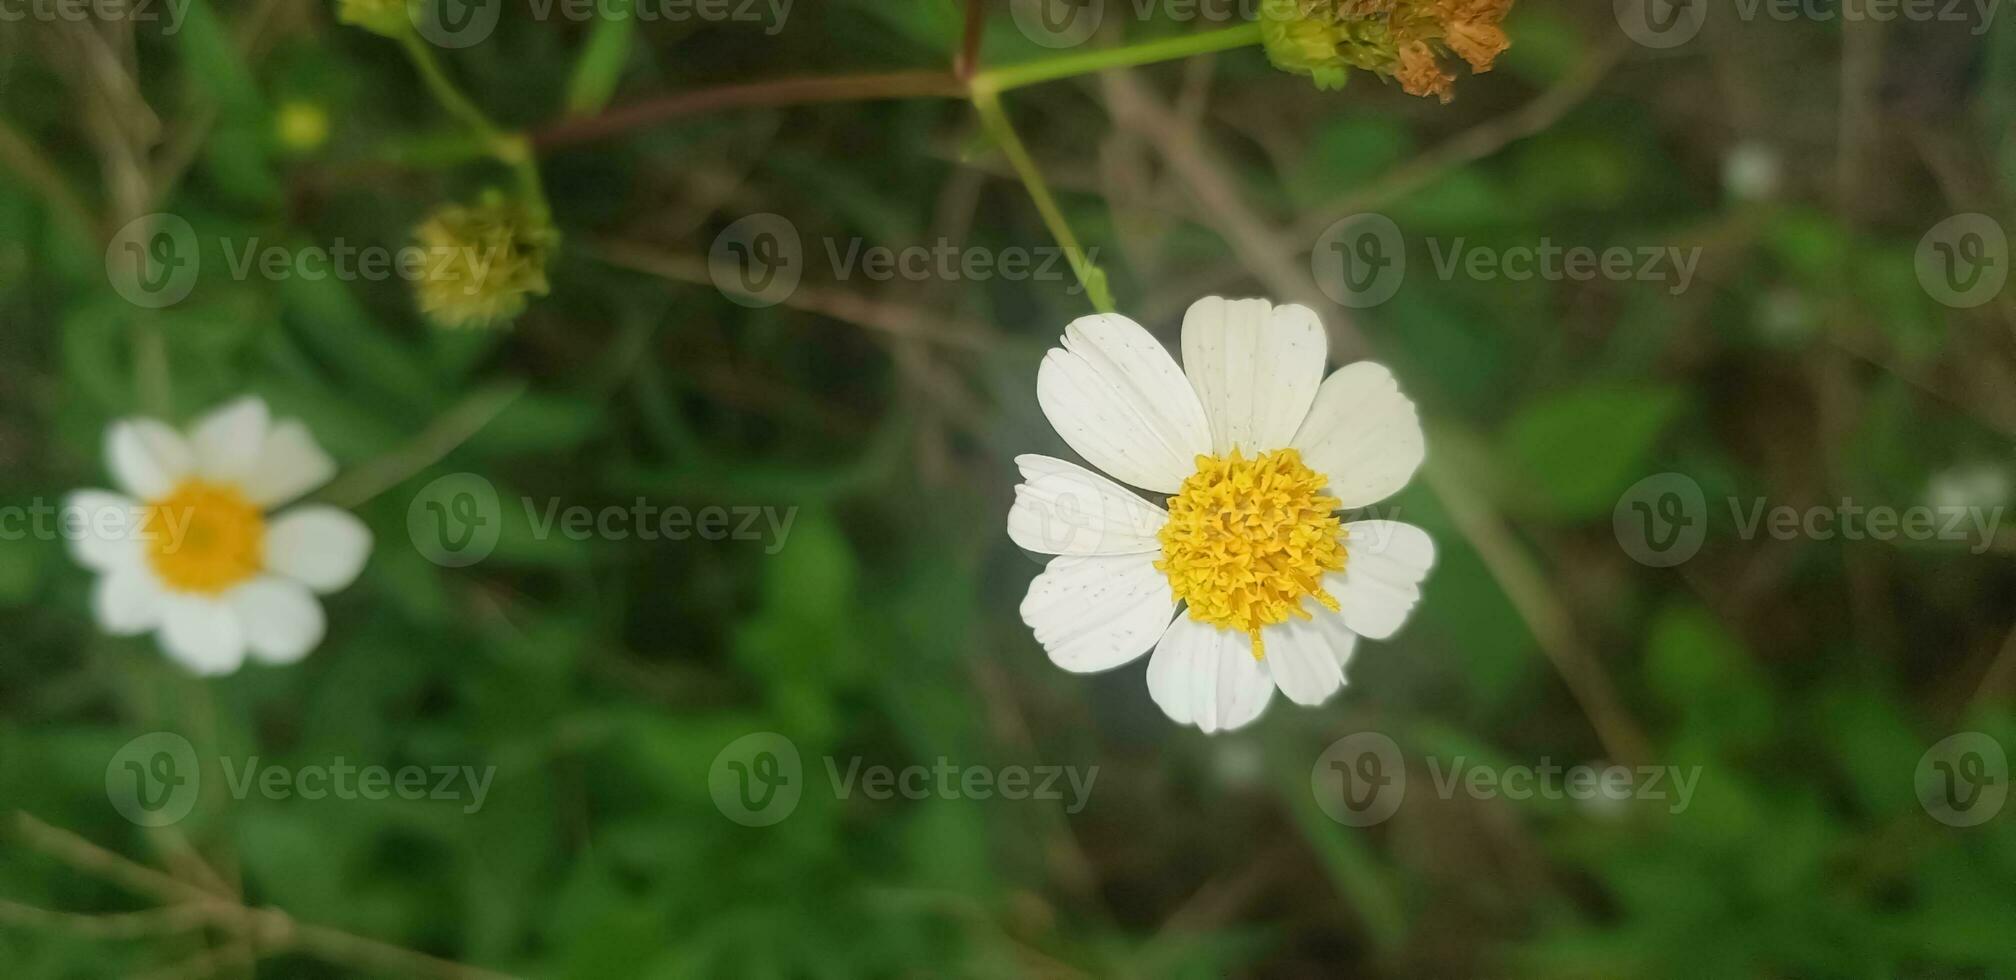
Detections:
[144, 481, 267, 594]
[1156, 448, 1347, 660]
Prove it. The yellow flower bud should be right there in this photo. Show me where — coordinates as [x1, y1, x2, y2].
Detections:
[412, 195, 557, 330]
[274, 102, 331, 154]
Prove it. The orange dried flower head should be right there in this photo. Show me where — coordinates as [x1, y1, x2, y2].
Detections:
[1260, 0, 1513, 100]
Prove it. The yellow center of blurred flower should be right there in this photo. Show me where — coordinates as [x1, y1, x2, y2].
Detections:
[1156, 449, 1346, 660]
[145, 482, 266, 594]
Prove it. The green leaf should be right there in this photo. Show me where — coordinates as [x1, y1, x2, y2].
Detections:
[1503, 382, 1685, 519]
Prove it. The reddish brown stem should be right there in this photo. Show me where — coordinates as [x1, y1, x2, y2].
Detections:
[957, 0, 987, 81]
[532, 70, 967, 151]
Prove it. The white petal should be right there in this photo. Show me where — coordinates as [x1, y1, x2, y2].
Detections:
[1037, 313, 1212, 493]
[1147, 617, 1275, 734]
[107, 420, 193, 500]
[228, 577, 327, 665]
[1290, 362, 1426, 508]
[92, 565, 166, 636]
[1007, 455, 1169, 555]
[264, 506, 372, 593]
[63, 490, 145, 571]
[1181, 297, 1328, 455]
[241, 419, 337, 508]
[1315, 609, 1361, 671]
[191, 397, 272, 482]
[1263, 615, 1348, 706]
[1325, 521, 1435, 640]
[1020, 554, 1176, 673]
[158, 596, 247, 676]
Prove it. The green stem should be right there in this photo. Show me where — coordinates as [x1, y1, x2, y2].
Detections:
[399, 34, 502, 143]
[396, 34, 553, 226]
[970, 22, 1264, 95]
[971, 89, 1114, 314]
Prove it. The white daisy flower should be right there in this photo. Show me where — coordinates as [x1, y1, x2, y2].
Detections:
[64, 397, 373, 675]
[1009, 297, 1434, 733]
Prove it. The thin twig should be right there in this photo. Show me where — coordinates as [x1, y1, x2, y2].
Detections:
[0, 115, 99, 243]
[957, 0, 987, 82]
[586, 240, 997, 351]
[1289, 36, 1632, 242]
[320, 383, 529, 509]
[10, 813, 522, 980]
[532, 71, 967, 150]
[0, 900, 211, 940]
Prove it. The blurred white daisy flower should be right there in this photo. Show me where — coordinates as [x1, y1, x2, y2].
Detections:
[65, 397, 373, 675]
[1009, 297, 1434, 733]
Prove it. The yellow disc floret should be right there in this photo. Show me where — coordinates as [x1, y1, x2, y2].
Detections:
[1156, 448, 1347, 660]
[145, 481, 267, 594]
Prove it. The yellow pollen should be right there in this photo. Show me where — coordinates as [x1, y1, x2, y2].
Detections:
[144, 481, 267, 594]
[1156, 448, 1347, 660]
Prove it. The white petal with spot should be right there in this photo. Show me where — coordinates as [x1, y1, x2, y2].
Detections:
[1324, 520, 1435, 640]
[1147, 616, 1275, 733]
[1263, 615, 1349, 706]
[1037, 313, 1211, 493]
[1020, 553, 1176, 673]
[1181, 297, 1327, 456]
[1007, 455, 1168, 555]
[1290, 362, 1425, 508]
